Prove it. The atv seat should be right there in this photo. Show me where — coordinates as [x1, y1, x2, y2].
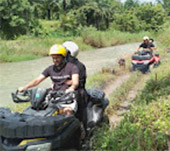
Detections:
[155, 53, 160, 57]
[86, 89, 105, 104]
[132, 55, 152, 60]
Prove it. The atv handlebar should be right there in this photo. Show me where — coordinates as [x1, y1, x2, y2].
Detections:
[11, 89, 76, 106]
[135, 50, 152, 55]
[49, 91, 76, 104]
[11, 90, 31, 103]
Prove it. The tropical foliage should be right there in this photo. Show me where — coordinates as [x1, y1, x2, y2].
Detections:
[0, 0, 169, 39]
[0, 0, 36, 39]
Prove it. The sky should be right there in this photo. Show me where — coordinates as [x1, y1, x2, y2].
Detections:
[120, 0, 157, 3]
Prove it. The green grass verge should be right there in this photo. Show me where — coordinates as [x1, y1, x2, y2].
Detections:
[91, 98, 169, 151]
[86, 72, 116, 89]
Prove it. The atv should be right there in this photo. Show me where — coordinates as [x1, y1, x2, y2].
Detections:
[130, 50, 160, 73]
[0, 88, 109, 151]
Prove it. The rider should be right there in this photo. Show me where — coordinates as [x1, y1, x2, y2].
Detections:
[62, 41, 86, 89]
[18, 44, 79, 115]
[136, 36, 155, 52]
[62, 41, 88, 128]
[149, 38, 157, 51]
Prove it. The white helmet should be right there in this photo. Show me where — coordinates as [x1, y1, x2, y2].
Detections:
[62, 41, 79, 57]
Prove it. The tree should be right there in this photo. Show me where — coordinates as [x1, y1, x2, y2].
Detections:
[135, 3, 166, 31]
[157, 0, 170, 16]
[112, 11, 141, 32]
[0, 0, 35, 39]
[124, 0, 139, 10]
[75, 0, 113, 30]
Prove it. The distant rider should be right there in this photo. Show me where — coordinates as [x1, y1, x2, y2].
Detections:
[18, 44, 79, 115]
[136, 36, 155, 52]
[149, 38, 157, 51]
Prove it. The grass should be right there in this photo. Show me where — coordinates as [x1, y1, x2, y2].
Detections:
[81, 26, 153, 48]
[91, 98, 170, 151]
[86, 72, 116, 89]
[9, 103, 31, 113]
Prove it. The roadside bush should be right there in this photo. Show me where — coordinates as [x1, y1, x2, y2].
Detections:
[92, 99, 170, 151]
[156, 20, 170, 47]
[0, 0, 36, 39]
[135, 3, 166, 32]
[112, 11, 141, 32]
[136, 58, 170, 105]
[81, 26, 152, 48]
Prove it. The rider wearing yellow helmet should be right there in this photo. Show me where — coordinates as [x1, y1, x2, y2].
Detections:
[136, 36, 155, 52]
[18, 44, 79, 114]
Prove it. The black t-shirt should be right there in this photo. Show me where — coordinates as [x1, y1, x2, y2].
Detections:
[66, 54, 86, 89]
[139, 42, 155, 49]
[42, 62, 79, 91]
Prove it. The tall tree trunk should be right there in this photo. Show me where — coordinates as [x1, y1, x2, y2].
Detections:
[63, 0, 66, 12]
[96, 17, 100, 30]
[47, 9, 51, 20]
[105, 18, 109, 29]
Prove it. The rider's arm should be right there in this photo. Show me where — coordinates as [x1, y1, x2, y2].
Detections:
[149, 43, 156, 51]
[137, 43, 143, 51]
[152, 47, 157, 51]
[150, 46, 156, 51]
[65, 74, 79, 93]
[136, 43, 143, 51]
[136, 47, 140, 51]
[18, 74, 46, 92]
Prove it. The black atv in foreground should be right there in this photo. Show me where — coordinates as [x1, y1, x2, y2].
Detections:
[0, 88, 109, 151]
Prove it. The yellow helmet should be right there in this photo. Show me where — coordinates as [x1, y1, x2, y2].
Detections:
[49, 44, 67, 57]
[143, 36, 149, 40]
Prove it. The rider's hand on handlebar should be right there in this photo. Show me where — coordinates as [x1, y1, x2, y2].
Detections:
[65, 87, 74, 93]
[18, 87, 25, 92]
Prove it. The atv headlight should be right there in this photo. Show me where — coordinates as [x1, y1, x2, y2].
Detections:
[143, 60, 150, 65]
[26, 143, 51, 151]
[132, 61, 137, 65]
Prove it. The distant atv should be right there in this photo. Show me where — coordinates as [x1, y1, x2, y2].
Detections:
[0, 88, 109, 151]
[130, 50, 160, 73]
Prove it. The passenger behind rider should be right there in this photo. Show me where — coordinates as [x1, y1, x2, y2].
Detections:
[18, 44, 79, 115]
[62, 41, 88, 127]
[136, 36, 155, 53]
[149, 38, 157, 51]
[62, 41, 86, 89]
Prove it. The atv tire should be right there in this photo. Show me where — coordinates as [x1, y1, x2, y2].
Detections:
[129, 64, 136, 72]
[153, 61, 161, 68]
[102, 115, 109, 124]
[0, 108, 73, 139]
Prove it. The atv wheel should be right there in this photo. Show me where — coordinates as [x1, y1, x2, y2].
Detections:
[129, 64, 136, 72]
[142, 65, 150, 74]
[153, 61, 161, 68]
[81, 139, 90, 151]
[102, 115, 109, 124]
[71, 127, 81, 150]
